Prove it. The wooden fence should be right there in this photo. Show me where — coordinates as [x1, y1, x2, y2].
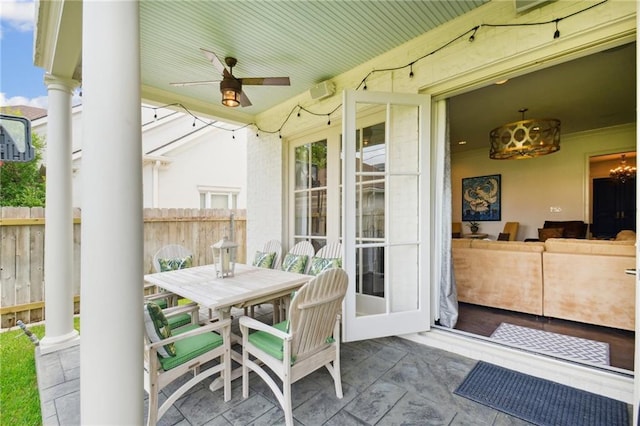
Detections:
[0, 207, 246, 328]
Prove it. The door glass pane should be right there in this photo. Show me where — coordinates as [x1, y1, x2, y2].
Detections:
[294, 192, 310, 235]
[356, 245, 385, 297]
[357, 180, 385, 239]
[294, 140, 328, 241]
[295, 145, 310, 190]
[388, 244, 418, 312]
[388, 104, 419, 174]
[388, 176, 418, 242]
[361, 123, 386, 172]
[310, 188, 327, 236]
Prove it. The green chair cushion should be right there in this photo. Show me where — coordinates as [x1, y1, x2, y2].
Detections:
[253, 251, 276, 268]
[248, 321, 289, 361]
[308, 257, 342, 276]
[159, 324, 224, 371]
[158, 255, 193, 272]
[167, 313, 192, 330]
[156, 298, 168, 309]
[281, 253, 309, 274]
[144, 302, 176, 358]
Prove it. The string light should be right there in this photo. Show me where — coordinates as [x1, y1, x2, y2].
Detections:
[140, 1, 605, 140]
[469, 25, 478, 42]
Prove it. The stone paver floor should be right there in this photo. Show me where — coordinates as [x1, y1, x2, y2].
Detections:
[37, 305, 532, 425]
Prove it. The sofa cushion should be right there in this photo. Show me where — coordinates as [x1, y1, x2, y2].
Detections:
[538, 227, 564, 242]
[451, 238, 472, 249]
[544, 238, 635, 256]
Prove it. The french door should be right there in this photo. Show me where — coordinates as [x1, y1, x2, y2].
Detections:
[342, 89, 431, 342]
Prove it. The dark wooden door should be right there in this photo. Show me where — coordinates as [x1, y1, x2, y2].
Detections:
[592, 177, 635, 238]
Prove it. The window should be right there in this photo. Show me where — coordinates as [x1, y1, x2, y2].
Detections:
[198, 186, 239, 209]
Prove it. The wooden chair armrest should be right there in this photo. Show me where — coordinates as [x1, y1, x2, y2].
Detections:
[162, 302, 198, 318]
[239, 316, 291, 340]
[146, 318, 231, 351]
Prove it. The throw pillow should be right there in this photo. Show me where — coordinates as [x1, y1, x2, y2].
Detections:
[538, 227, 564, 242]
[281, 253, 309, 274]
[143, 301, 176, 358]
[158, 255, 193, 272]
[497, 233, 510, 241]
[253, 251, 276, 268]
[308, 257, 342, 276]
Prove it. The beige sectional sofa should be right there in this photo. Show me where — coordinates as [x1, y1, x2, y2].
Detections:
[452, 238, 635, 331]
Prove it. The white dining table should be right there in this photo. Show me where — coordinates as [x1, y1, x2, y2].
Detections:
[144, 263, 311, 322]
[144, 263, 312, 391]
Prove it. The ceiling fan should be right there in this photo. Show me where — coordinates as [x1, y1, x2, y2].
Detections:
[170, 48, 291, 108]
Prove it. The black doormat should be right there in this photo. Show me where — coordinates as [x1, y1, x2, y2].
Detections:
[454, 361, 629, 426]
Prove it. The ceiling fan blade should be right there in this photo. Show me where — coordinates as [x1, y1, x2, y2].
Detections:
[240, 77, 290, 86]
[170, 80, 221, 87]
[239, 91, 252, 107]
[199, 48, 227, 75]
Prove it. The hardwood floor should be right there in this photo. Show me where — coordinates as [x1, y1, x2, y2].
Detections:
[453, 302, 635, 371]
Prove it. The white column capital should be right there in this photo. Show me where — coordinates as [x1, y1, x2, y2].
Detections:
[44, 74, 80, 94]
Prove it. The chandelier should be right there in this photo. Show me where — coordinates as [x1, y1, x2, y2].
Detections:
[489, 108, 561, 160]
[609, 154, 636, 183]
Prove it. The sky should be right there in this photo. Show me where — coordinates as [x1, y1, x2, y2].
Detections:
[1, 0, 65, 109]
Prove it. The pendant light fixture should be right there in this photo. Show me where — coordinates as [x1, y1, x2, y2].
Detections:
[489, 108, 561, 160]
[609, 154, 636, 183]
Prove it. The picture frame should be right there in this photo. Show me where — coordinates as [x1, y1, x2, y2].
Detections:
[462, 174, 501, 221]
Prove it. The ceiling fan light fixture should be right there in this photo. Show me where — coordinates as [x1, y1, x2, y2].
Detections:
[220, 78, 242, 107]
[489, 108, 561, 160]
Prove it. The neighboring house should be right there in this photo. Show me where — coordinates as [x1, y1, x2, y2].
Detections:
[32, 1, 638, 422]
[13, 104, 247, 209]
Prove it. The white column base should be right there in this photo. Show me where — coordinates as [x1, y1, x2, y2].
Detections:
[39, 330, 80, 355]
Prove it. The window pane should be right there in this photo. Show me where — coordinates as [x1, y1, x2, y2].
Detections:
[311, 141, 327, 187]
[210, 194, 228, 209]
[200, 193, 206, 209]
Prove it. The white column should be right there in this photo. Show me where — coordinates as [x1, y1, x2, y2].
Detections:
[81, 1, 143, 424]
[39, 75, 81, 354]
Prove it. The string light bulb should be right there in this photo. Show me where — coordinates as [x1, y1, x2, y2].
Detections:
[553, 20, 560, 39]
[409, 64, 414, 78]
[469, 26, 478, 42]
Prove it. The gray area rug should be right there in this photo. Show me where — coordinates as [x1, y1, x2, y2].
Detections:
[455, 361, 629, 426]
[491, 322, 609, 365]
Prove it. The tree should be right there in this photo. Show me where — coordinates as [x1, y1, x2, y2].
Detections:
[0, 131, 46, 207]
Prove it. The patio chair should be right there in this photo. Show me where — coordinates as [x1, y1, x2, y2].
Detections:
[149, 244, 194, 309]
[308, 241, 342, 276]
[239, 267, 348, 426]
[252, 239, 283, 270]
[144, 301, 231, 426]
[281, 240, 316, 274]
[246, 240, 284, 317]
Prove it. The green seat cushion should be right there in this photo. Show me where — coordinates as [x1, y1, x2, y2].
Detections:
[308, 257, 342, 276]
[159, 324, 224, 371]
[155, 298, 168, 309]
[144, 302, 176, 358]
[167, 313, 192, 330]
[281, 253, 309, 274]
[248, 321, 289, 361]
[253, 251, 276, 268]
[158, 255, 193, 272]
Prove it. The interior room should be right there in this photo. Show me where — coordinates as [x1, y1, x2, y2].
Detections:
[446, 41, 636, 371]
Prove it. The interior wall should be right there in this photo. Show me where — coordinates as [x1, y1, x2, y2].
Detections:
[451, 123, 636, 240]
